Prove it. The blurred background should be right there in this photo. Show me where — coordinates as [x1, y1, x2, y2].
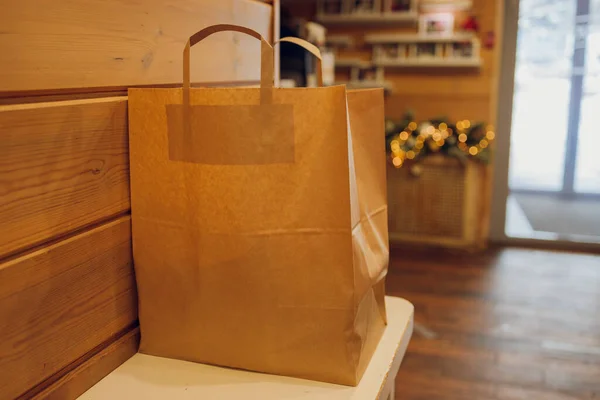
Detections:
[279, 0, 600, 249]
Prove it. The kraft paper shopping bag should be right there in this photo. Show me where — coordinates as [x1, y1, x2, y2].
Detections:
[128, 25, 388, 386]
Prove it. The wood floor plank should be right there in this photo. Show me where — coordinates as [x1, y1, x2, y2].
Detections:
[396, 370, 584, 400]
[389, 247, 600, 400]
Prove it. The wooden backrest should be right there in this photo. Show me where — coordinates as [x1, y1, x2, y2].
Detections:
[0, 0, 272, 94]
[0, 1, 273, 399]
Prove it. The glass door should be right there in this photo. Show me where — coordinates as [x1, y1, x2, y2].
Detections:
[576, 6, 600, 194]
[509, 0, 574, 192]
[504, 0, 600, 242]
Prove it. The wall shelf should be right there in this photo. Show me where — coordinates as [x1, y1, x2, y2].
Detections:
[419, 0, 472, 12]
[334, 80, 394, 92]
[375, 57, 482, 68]
[317, 12, 418, 25]
[365, 32, 477, 44]
[369, 34, 482, 70]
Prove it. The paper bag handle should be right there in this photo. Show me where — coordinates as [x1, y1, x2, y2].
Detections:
[183, 24, 274, 105]
[276, 37, 323, 87]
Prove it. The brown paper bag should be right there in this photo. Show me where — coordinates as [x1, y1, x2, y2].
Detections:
[128, 25, 389, 386]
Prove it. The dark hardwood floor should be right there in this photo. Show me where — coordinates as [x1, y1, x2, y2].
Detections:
[387, 246, 600, 400]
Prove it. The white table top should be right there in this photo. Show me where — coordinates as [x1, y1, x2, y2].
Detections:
[79, 296, 414, 400]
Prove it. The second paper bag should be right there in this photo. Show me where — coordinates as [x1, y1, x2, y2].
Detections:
[128, 25, 389, 386]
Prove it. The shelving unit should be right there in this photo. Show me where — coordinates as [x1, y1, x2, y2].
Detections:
[317, 0, 482, 91]
[367, 32, 482, 69]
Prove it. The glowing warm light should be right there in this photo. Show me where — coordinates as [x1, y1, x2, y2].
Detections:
[388, 117, 491, 163]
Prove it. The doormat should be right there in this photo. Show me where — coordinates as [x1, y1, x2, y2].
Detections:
[515, 193, 600, 237]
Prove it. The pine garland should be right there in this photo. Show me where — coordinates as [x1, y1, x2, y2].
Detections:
[385, 111, 495, 168]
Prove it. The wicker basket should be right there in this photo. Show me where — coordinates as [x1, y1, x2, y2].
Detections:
[387, 155, 488, 249]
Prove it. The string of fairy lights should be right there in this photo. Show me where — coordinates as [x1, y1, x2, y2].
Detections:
[387, 119, 495, 168]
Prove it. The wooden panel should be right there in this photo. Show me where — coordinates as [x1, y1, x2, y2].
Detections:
[385, 93, 490, 122]
[0, 0, 272, 94]
[0, 217, 136, 400]
[0, 90, 129, 106]
[32, 328, 140, 400]
[0, 81, 263, 106]
[0, 97, 130, 258]
[389, 71, 493, 97]
[387, 157, 486, 249]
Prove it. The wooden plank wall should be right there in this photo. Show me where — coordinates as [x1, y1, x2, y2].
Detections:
[0, 0, 272, 94]
[0, 1, 273, 399]
[0, 98, 130, 259]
